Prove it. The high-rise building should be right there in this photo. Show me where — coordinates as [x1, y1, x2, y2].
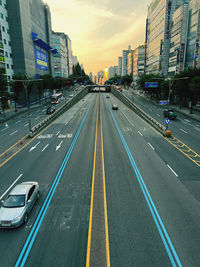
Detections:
[122, 45, 132, 76]
[146, 0, 183, 76]
[118, 57, 122, 76]
[133, 45, 145, 81]
[89, 72, 93, 81]
[0, 0, 14, 87]
[7, 0, 56, 78]
[127, 51, 133, 77]
[73, 56, 78, 66]
[168, 2, 189, 75]
[186, 0, 200, 69]
[114, 66, 118, 76]
[52, 32, 68, 78]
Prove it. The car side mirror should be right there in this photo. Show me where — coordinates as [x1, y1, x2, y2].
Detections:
[27, 199, 31, 204]
[1, 200, 4, 204]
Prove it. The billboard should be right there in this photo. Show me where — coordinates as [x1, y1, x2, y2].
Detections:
[34, 44, 48, 71]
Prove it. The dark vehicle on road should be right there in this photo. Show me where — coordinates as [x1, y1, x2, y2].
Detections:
[0, 182, 40, 228]
[46, 106, 56, 114]
[112, 104, 118, 110]
[163, 109, 177, 120]
[106, 95, 110, 98]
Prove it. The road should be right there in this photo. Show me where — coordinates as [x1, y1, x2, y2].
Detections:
[123, 89, 200, 154]
[0, 93, 200, 266]
[0, 90, 77, 155]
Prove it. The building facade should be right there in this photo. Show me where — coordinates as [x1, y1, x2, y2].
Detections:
[133, 45, 145, 80]
[146, 0, 182, 76]
[118, 56, 122, 76]
[127, 51, 133, 77]
[52, 32, 68, 78]
[7, 0, 56, 78]
[168, 2, 189, 75]
[0, 0, 14, 86]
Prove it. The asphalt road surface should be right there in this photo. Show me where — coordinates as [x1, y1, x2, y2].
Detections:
[0, 93, 199, 266]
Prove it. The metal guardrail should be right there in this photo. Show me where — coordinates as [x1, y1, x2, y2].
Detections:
[30, 87, 89, 137]
[111, 87, 166, 135]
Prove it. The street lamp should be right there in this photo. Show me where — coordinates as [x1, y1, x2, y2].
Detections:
[13, 76, 42, 135]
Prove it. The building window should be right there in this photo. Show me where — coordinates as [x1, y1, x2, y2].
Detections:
[0, 0, 2, 6]
[8, 41, 10, 46]
[1, 13, 3, 19]
[7, 64, 9, 68]
[2, 26, 5, 32]
[7, 29, 9, 34]
[11, 65, 13, 69]
[5, 16, 8, 22]
[5, 51, 8, 57]
[3, 39, 6, 44]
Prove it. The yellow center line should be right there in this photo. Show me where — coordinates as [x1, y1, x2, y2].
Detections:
[86, 105, 98, 267]
[100, 104, 111, 267]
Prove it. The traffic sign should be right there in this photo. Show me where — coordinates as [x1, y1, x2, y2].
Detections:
[165, 119, 170, 124]
[159, 100, 168, 105]
[145, 82, 158, 88]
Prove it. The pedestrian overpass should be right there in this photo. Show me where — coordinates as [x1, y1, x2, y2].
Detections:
[88, 85, 112, 93]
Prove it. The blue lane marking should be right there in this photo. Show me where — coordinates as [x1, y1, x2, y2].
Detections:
[107, 102, 182, 267]
[15, 103, 92, 267]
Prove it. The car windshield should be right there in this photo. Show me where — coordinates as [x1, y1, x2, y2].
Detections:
[3, 194, 26, 208]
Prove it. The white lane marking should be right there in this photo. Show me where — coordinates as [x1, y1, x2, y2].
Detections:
[120, 109, 135, 127]
[42, 109, 46, 112]
[42, 144, 49, 152]
[35, 116, 40, 120]
[184, 119, 190, 122]
[167, 165, 178, 177]
[180, 128, 188, 134]
[10, 130, 18, 136]
[138, 131, 143, 136]
[56, 140, 63, 151]
[24, 123, 29, 127]
[29, 141, 41, 152]
[0, 174, 23, 200]
[1, 127, 9, 132]
[56, 131, 60, 136]
[156, 113, 160, 117]
[148, 142, 155, 150]
[16, 120, 21, 124]
[149, 108, 152, 111]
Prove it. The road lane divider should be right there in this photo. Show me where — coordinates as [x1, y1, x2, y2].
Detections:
[86, 95, 110, 267]
[0, 174, 23, 200]
[167, 165, 178, 177]
[107, 101, 182, 267]
[15, 103, 91, 267]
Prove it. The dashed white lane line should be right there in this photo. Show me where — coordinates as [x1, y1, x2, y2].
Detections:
[167, 165, 178, 177]
[10, 130, 18, 136]
[41, 144, 49, 152]
[120, 109, 135, 127]
[15, 120, 21, 124]
[184, 119, 190, 122]
[138, 131, 143, 136]
[56, 131, 60, 136]
[156, 113, 160, 117]
[1, 127, 9, 132]
[149, 108, 152, 111]
[148, 142, 155, 150]
[0, 174, 23, 200]
[180, 128, 188, 134]
[24, 123, 29, 127]
[35, 116, 40, 120]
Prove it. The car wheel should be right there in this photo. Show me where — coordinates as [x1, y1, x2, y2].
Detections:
[37, 192, 40, 200]
[24, 213, 28, 224]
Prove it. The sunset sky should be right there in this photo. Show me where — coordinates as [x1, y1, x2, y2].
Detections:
[44, 0, 150, 74]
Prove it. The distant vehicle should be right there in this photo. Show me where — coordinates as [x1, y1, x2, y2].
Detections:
[112, 104, 118, 110]
[0, 182, 40, 228]
[163, 109, 177, 120]
[46, 106, 56, 114]
[106, 95, 110, 98]
[68, 94, 74, 98]
[193, 104, 200, 111]
[51, 93, 63, 104]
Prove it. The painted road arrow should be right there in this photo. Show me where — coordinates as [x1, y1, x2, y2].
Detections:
[56, 141, 63, 151]
[29, 142, 41, 152]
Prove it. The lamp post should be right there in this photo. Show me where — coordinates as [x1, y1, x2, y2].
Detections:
[13, 76, 42, 135]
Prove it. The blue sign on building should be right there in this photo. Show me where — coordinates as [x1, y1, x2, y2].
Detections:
[34, 44, 48, 71]
[145, 82, 158, 88]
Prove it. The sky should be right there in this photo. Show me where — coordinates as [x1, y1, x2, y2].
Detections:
[44, 0, 150, 75]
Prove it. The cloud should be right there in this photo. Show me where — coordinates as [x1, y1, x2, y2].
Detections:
[44, 0, 149, 73]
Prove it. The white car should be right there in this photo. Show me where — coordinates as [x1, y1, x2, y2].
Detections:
[0, 182, 40, 228]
